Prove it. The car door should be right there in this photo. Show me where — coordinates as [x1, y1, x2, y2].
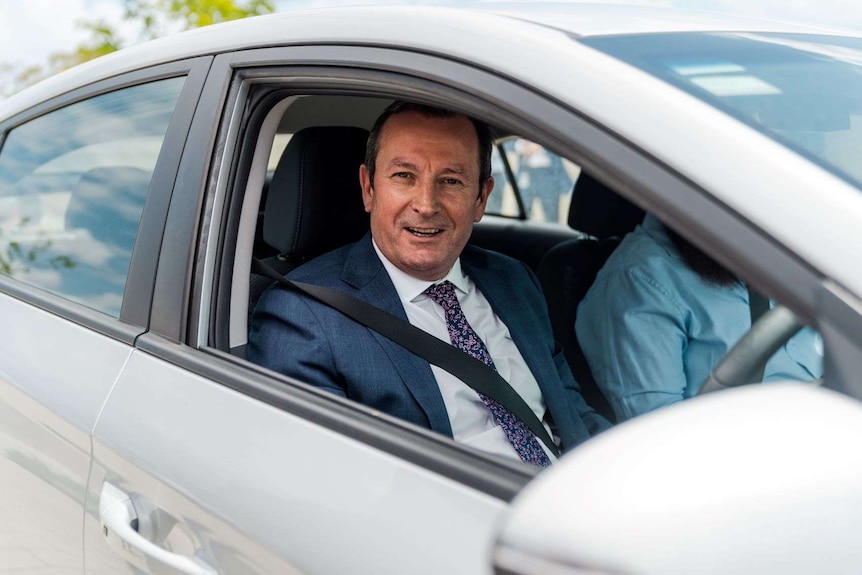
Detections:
[80, 33, 862, 575]
[83, 47, 540, 575]
[0, 60, 206, 572]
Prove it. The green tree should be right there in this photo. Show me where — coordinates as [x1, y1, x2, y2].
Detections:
[126, 0, 276, 40]
[1, 0, 275, 97]
[0, 62, 47, 99]
[47, 20, 124, 73]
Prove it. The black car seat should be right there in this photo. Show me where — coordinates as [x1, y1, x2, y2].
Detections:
[248, 126, 370, 317]
[535, 172, 645, 423]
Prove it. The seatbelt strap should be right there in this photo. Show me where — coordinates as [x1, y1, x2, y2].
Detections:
[748, 285, 771, 382]
[252, 258, 560, 457]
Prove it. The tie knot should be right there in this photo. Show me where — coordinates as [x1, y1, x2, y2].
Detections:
[424, 280, 458, 310]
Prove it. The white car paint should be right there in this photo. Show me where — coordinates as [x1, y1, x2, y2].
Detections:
[496, 383, 862, 574]
[0, 291, 133, 571]
[85, 350, 507, 574]
[1, 4, 861, 575]
[4, 5, 861, 311]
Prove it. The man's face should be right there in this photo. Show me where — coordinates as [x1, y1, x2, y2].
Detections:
[360, 111, 493, 281]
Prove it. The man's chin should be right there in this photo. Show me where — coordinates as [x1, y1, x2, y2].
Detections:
[399, 255, 452, 281]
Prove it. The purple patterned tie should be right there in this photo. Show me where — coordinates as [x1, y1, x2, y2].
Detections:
[424, 281, 551, 468]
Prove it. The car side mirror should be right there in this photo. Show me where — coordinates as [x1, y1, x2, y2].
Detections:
[492, 383, 862, 575]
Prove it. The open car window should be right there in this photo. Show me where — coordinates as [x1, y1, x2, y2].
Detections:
[208, 89, 824, 441]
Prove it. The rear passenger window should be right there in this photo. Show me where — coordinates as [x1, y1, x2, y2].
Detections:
[0, 77, 184, 316]
[486, 137, 579, 224]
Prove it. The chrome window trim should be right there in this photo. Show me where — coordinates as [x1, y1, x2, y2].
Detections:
[196, 79, 249, 349]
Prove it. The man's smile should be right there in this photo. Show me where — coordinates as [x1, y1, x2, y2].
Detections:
[406, 227, 444, 237]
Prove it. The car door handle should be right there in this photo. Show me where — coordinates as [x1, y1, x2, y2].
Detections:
[99, 482, 217, 575]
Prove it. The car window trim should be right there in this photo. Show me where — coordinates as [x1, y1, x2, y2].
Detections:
[121, 57, 213, 326]
[0, 276, 144, 342]
[151, 44, 826, 343]
[135, 331, 536, 501]
[146, 44, 826, 492]
[490, 139, 527, 220]
[0, 58, 211, 343]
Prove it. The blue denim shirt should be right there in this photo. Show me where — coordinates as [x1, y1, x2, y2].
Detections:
[576, 215, 823, 421]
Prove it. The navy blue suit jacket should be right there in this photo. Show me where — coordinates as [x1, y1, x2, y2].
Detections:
[249, 234, 609, 452]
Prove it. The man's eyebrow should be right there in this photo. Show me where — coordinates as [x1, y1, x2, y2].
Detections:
[440, 166, 467, 176]
[387, 159, 419, 171]
[386, 158, 468, 176]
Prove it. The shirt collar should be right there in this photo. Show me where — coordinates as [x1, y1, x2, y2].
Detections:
[372, 238, 469, 303]
[642, 213, 678, 254]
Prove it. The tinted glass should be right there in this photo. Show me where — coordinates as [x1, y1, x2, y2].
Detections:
[486, 137, 577, 223]
[582, 33, 862, 188]
[0, 77, 184, 316]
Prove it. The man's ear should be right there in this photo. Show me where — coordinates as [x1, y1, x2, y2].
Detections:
[474, 175, 494, 222]
[360, 164, 373, 214]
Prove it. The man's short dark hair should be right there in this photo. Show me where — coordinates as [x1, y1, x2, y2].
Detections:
[364, 100, 494, 193]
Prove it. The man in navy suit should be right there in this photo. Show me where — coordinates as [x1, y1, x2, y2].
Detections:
[249, 101, 609, 464]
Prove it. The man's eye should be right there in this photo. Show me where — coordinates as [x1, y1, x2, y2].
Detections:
[441, 178, 462, 186]
[393, 172, 412, 179]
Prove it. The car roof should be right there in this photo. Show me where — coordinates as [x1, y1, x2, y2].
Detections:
[2, 2, 859, 121]
[468, 2, 856, 36]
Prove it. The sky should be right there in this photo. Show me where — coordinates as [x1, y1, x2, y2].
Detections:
[1, 0, 862, 78]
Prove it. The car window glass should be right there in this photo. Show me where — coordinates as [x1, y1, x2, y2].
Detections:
[0, 77, 184, 316]
[582, 33, 862, 189]
[229, 91, 828, 465]
[485, 137, 578, 224]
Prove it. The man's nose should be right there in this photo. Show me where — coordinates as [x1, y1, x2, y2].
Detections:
[411, 180, 441, 215]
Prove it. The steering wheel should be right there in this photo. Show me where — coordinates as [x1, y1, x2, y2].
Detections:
[699, 305, 805, 395]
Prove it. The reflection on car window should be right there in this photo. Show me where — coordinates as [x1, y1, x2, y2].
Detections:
[486, 137, 578, 224]
[0, 77, 184, 316]
[582, 32, 862, 188]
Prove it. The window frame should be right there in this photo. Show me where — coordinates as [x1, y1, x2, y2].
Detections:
[141, 44, 827, 496]
[485, 136, 579, 224]
[0, 57, 211, 342]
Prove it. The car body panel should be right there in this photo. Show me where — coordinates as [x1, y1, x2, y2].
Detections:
[3, 6, 860, 309]
[85, 347, 507, 574]
[495, 383, 862, 574]
[0, 290, 132, 571]
[0, 4, 860, 574]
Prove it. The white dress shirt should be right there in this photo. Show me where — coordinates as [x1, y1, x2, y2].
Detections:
[373, 240, 557, 463]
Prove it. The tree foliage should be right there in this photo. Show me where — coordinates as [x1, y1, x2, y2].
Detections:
[47, 20, 125, 74]
[1, 0, 275, 98]
[125, 0, 276, 40]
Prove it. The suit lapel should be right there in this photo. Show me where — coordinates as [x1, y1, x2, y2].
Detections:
[462, 247, 578, 447]
[341, 236, 453, 437]
[462, 248, 547, 383]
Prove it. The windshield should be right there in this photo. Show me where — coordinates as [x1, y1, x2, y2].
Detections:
[581, 33, 862, 187]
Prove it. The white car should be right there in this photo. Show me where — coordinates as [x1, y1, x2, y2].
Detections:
[1, 3, 861, 574]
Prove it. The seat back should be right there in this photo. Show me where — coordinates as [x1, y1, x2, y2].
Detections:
[536, 173, 645, 422]
[249, 126, 370, 315]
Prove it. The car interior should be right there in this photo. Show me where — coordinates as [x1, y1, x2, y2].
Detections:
[206, 88, 825, 437]
[212, 92, 647, 424]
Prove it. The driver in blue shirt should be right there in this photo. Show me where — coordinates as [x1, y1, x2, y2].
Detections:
[576, 214, 823, 422]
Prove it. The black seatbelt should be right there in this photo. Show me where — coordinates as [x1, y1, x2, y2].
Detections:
[748, 285, 771, 382]
[252, 258, 560, 457]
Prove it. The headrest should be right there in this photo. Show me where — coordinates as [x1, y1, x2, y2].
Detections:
[567, 172, 645, 239]
[67, 166, 151, 248]
[263, 126, 370, 259]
